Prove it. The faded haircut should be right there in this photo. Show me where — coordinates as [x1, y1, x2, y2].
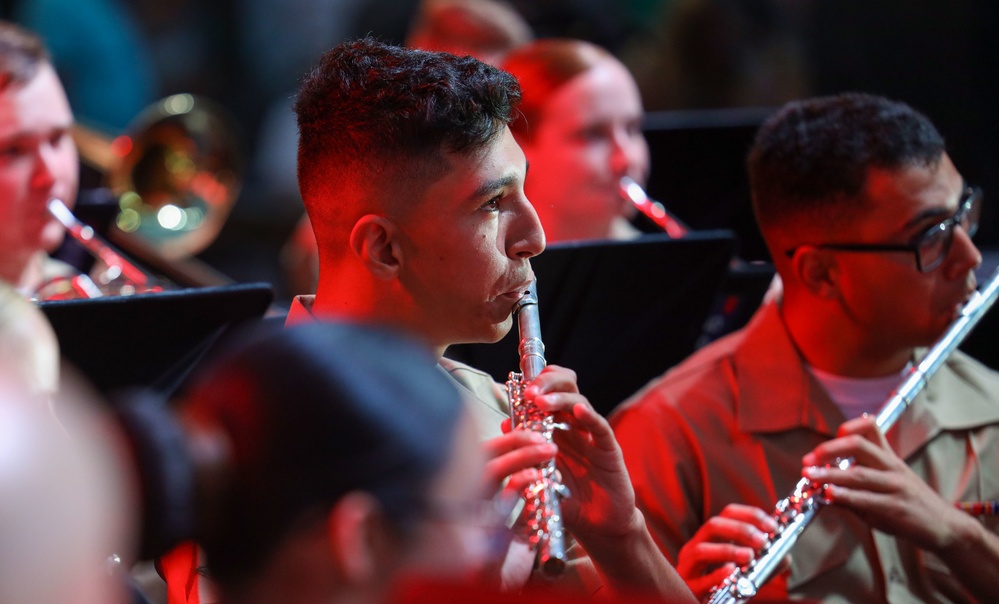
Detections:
[749, 93, 945, 233]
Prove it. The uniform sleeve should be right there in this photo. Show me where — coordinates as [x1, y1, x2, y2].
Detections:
[612, 392, 707, 564]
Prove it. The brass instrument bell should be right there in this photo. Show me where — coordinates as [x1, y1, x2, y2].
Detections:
[106, 94, 243, 261]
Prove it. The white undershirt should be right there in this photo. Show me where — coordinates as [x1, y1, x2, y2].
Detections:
[807, 364, 912, 420]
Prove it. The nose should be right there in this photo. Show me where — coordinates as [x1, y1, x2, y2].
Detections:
[610, 128, 650, 180]
[609, 135, 629, 178]
[944, 224, 982, 278]
[508, 197, 546, 259]
[30, 143, 58, 190]
[608, 129, 634, 179]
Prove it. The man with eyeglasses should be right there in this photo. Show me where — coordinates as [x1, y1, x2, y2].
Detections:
[611, 93, 999, 602]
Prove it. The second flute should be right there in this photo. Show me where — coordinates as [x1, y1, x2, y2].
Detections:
[705, 267, 999, 604]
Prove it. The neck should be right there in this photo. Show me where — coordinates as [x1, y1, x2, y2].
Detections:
[221, 529, 378, 604]
[780, 293, 913, 378]
[313, 268, 447, 361]
[1, 251, 44, 297]
[608, 217, 642, 241]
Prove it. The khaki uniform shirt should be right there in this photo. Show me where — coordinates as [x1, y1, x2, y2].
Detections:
[612, 301, 999, 603]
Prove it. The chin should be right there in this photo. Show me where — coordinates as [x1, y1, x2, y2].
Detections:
[40, 222, 67, 253]
[480, 317, 514, 344]
[914, 322, 951, 349]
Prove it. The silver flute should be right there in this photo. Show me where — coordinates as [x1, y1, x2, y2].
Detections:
[506, 279, 570, 578]
[706, 266, 999, 604]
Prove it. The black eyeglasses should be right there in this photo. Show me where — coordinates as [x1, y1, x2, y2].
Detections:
[783, 185, 983, 273]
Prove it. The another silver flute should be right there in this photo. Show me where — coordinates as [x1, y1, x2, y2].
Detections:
[506, 279, 570, 578]
[706, 267, 999, 604]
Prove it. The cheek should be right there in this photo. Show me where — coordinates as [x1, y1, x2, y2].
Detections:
[574, 140, 612, 172]
[863, 277, 940, 334]
[467, 241, 503, 281]
[54, 156, 79, 186]
[631, 138, 650, 175]
[39, 218, 67, 251]
[0, 174, 29, 209]
[405, 523, 488, 580]
[434, 233, 500, 287]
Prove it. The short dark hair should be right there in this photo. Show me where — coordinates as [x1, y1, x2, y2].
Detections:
[0, 21, 48, 90]
[748, 93, 946, 232]
[295, 37, 521, 249]
[184, 321, 464, 588]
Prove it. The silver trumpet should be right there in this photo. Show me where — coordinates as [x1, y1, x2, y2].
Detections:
[506, 279, 570, 578]
[705, 266, 999, 604]
[619, 176, 688, 238]
[35, 198, 164, 300]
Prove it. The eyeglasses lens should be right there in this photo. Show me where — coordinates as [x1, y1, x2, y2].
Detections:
[917, 188, 981, 272]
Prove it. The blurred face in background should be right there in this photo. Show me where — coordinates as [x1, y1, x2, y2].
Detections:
[518, 54, 649, 242]
[0, 63, 79, 282]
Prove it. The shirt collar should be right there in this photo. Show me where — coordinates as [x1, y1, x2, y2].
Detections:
[733, 301, 844, 437]
[889, 350, 999, 458]
[285, 295, 318, 326]
[735, 302, 999, 455]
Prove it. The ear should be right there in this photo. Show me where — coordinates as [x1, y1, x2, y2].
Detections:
[326, 491, 396, 585]
[349, 215, 403, 279]
[789, 246, 841, 299]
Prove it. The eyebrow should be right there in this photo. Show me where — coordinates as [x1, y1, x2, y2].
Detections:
[0, 124, 71, 145]
[901, 188, 966, 232]
[465, 161, 529, 202]
[903, 207, 952, 232]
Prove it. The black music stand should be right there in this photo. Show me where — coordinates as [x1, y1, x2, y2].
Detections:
[698, 261, 776, 347]
[641, 108, 772, 262]
[39, 282, 274, 397]
[445, 232, 736, 416]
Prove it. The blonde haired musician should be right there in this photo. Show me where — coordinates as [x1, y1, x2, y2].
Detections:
[0, 21, 79, 297]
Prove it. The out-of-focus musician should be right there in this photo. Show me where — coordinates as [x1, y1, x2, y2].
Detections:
[0, 21, 79, 297]
[501, 38, 651, 244]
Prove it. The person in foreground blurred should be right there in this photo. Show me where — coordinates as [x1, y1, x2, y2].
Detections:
[288, 38, 694, 599]
[612, 93, 999, 601]
[0, 373, 135, 604]
[170, 322, 504, 604]
[0, 280, 59, 400]
[500, 38, 651, 243]
[0, 21, 80, 297]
